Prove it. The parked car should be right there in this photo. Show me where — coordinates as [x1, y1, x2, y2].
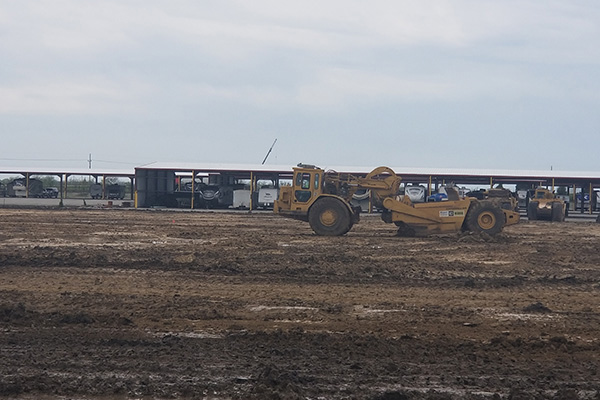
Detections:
[405, 185, 426, 203]
[427, 186, 449, 202]
[196, 184, 221, 208]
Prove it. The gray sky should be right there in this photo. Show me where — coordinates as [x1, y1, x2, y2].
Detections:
[1, 1, 599, 171]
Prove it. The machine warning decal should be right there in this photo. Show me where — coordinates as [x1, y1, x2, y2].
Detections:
[439, 210, 465, 218]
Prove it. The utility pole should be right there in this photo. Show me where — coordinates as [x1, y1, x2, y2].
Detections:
[88, 153, 92, 169]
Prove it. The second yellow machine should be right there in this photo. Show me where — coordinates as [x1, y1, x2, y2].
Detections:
[274, 164, 520, 236]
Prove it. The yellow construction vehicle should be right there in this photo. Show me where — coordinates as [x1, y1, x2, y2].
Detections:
[527, 187, 567, 222]
[274, 164, 520, 236]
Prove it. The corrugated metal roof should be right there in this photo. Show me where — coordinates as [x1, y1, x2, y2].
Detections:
[1, 162, 598, 182]
[136, 162, 295, 174]
[136, 162, 600, 181]
[0, 167, 134, 176]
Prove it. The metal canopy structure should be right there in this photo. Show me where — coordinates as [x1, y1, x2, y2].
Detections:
[136, 162, 600, 182]
[0, 167, 134, 176]
[1, 163, 599, 210]
[0, 167, 135, 200]
[135, 163, 292, 209]
[134, 162, 600, 211]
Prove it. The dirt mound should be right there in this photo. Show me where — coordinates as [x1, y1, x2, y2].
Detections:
[523, 302, 552, 313]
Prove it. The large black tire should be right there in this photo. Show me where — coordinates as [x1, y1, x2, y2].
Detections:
[527, 201, 539, 221]
[551, 202, 565, 222]
[308, 197, 352, 236]
[465, 202, 505, 235]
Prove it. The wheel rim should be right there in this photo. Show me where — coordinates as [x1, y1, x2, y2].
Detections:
[478, 211, 496, 230]
[320, 209, 337, 226]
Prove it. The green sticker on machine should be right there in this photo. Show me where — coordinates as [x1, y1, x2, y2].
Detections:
[439, 210, 465, 218]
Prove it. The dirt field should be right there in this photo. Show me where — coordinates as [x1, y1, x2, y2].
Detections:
[1, 208, 600, 399]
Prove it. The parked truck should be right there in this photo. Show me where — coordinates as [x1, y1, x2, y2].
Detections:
[6, 178, 43, 198]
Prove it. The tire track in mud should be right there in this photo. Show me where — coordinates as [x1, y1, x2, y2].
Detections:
[1, 209, 600, 399]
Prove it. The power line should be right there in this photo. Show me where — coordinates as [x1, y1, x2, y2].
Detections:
[93, 160, 140, 166]
[0, 158, 85, 162]
[0, 157, 139, 166]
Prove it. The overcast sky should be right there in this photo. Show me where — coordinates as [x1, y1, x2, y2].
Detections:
[1, 1, 599, 172]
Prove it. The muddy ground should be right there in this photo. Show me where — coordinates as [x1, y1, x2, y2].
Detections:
[0, 208, 600, 399]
